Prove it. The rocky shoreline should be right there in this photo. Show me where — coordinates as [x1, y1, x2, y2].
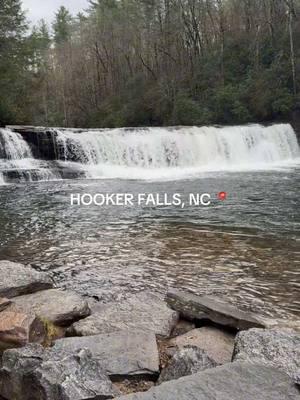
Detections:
[0, 260, 299, 399]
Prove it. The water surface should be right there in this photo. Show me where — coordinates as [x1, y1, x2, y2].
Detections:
[0, 168, 299, 320]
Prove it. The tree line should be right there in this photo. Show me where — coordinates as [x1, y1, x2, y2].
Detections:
[1, 0, 300, 128]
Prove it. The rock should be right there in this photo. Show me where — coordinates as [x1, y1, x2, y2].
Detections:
[171, 320, 196, 337]
[53, 330, 159, 379]
[9, 289, 90, 326]
[0, 344, 116, 400]
[115, 362, 300, 400]
[0, 311, 45, 350]
[158, 345, 217, 384]
[169, 327, 235, 364]
[0, 260, 53, 298]
[166, 289, 265, 330]
[232, 328, 300, 384]
[0, 298, 11, 312]
[70, 292, 178, 337]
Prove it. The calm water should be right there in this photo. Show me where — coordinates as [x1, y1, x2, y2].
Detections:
[0, 168, 299, 319]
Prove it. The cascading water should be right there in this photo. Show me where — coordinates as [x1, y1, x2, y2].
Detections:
[54, 124, 300, 180]
[0, 128, 58, 184]
[0, 123, 299, 184]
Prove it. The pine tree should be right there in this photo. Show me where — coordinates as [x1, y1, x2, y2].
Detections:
[0, 0, 28, 125]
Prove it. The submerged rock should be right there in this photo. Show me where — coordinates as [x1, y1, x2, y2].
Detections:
[0, 311, 45, 350]
[233, 328, 300, 384]
[158, 345, 217, 384]
[9, 289, 90, 326]
[69, 292, 178, 337]
[169, 326, 235, 364]
[116, 362, 300, 400]
[54, 330, 159, 379]
[0, 344, 116, 400]
[0, 260, 53, 298]
[166, 289, 265, 330]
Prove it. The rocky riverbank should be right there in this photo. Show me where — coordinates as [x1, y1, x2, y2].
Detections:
[0, 260, 299, 399]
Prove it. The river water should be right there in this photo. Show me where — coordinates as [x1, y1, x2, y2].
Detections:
[0, 167, 299, 320]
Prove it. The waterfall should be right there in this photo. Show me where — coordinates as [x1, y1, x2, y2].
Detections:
[0, 123, 299, 183]
[0, 128, 58, 183]
[54, 124, 300, 179]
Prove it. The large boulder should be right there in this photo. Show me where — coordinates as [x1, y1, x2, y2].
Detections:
[70, 292, 178, 337]
[169, 327, 235, 364]
[233, 328, 300, 384]
[53, 330, 159, 379]
[0, 344, 116, 400]
[166, 289, 264, 330]
[115, 362, 300, 400]
[158, 345, 217, 384]
[0, 311, 45, 350]
[0, 261, 53, 298]
[8, 289, 90, 326]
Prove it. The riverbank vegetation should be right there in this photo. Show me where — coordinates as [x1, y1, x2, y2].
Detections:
[1, 0, 300, 127]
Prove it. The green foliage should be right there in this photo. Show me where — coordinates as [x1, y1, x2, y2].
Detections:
[52, 6, 73, 44]
[0, 0, 299, 127]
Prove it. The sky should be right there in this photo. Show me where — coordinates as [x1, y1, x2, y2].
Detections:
[22, 0, 89, 25]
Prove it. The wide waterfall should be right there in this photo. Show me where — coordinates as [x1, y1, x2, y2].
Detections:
[0, 123, 299, 183]
[55, 123, 300, 179]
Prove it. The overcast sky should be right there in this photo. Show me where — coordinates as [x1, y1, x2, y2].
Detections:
[22, 0, 89, 25]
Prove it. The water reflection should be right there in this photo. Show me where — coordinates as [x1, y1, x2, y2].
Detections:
[0, 169, 299, 320]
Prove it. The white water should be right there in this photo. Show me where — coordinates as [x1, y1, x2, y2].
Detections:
[55, 124, 300, 180]
[0, 128, 58, 183]
[0, 124, 299, 183]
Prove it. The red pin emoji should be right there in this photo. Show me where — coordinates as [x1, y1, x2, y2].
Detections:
[218, 191, 227, 201]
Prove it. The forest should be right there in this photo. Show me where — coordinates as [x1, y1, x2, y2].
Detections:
[1, 0, 300, 128]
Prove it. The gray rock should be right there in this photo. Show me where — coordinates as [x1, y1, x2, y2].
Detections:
[0, 344, 116, 400]
[0, 311, 45, 350]
[233, 328, 300, 384]
[70, 292, 178, 337]
[158, 345, 217, 383]
[171, 320, 196, 337]
[169, 327, 235, 364]
[9, 289, 90, 326]
[166, 289, 265, 330]
[54, 330, 159, 379]
[116, 362, 300, 400]
[0, 261, 53, 298]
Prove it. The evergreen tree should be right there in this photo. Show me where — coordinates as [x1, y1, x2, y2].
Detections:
[0, 0, 28, 125]
[52, 6, 73, 45]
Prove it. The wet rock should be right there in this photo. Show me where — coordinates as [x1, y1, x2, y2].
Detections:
[9, 289, 90, 326]
[70, 292, 178, 337]
[53, 330, 159, 379]
[0, 298, 11, 312]
[115, 362, 300, 400]
[233, 328, 300, 384]
[166, 289, 265, 330]
[0, 311, 45, 350]
[0, 344, 116, 400]
[0, 260, 53, 298]
[169, 327, 235, 364]
[158, 345, 217, 384]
